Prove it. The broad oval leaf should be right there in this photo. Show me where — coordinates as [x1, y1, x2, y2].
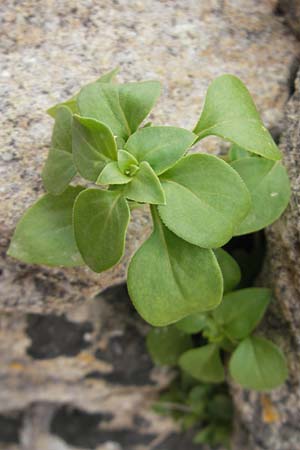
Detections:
[124, 161, 166, 205]
[127, 207, 223, 326]
[229, 336, 288, 390]
[77, 80, 161, 144]
[146, 326, 193, 366]
[42, 148, 77, 195]
[125, 126, 196, 175]
[78, 82, 130, 143]
[73, 189, 130, 273]
[118, 80, 161, 133]
[212, 288, 271, 340]
[214, 248, 241, 294]
[179, 344, 225, 383]
[97, 162, 132, 185]
[47, 68, 119, 118]
[72, 115, 117, 182]
[7, 186, 84, 267]
[51, 105, 73, 153]
[175, 313, 207, 334]
[194, 75, 281, 161]
[158, 154, 251, 248]
[231, 157, 290, 235]
[42, 106, 76, 195]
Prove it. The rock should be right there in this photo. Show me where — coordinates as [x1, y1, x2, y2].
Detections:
[278, 0, 300, 38]
[0, 1, 299, 449]
[0, 285, 184, 450]
[231, 69, 300, 450]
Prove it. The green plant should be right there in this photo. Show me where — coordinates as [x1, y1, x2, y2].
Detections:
[8, 69, 290, 397]
[148, 285, 287, 389]
[146, 283, 287, 447]
[152, 372, 233, 449]
[8, 69, 290, 323]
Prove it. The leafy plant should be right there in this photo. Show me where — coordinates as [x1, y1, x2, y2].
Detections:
[147, 286, 287, 392]
[7, 69, 290, 327]
[147, 283, 287, 448]
[152, 372, 233, 449]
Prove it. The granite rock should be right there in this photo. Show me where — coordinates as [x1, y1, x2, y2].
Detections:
[278, 0, 300, 37]
[0, 1, 300, 449]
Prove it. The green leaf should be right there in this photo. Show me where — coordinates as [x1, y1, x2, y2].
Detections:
[158, 154, 251, 248]
[47, 96, 78, 119]
[187, 385, 212, 414]
[228, 144, 250, 161]
[51, 105, 73, 152]
[179, 344, 225, 383]
[73, 189, 130, 272]
[72, 115, 117, 182]
[229, 336, 288, 390]
[231, 157, 290, 235]
[47, 68, 119, 118]
[193, 425, 215, 445]
[118, 80, 161, 133]
[42, 148, 77, 195]
[213, 288, 271, 340]
[77, 80, 161, 143]
[7, 186, 83, 267]
[127, 207, 223, 326]
[124, 126, 196, 175]
[214, 248, 241, 293]
[117, 149, 139, 175]
[146, 326, 192, 366]
[42, 106, 76, 195]
[207, 393, 233, 421]
[96, 67, 119, 83]
[175, 314, 207, 334]
[97, 162, 132, 185]
[124, 161, 166, 205]
[194, 75, 281, 161]
[78, 82, 130, 143]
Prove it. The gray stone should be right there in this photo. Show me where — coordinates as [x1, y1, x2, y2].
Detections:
[0, 1, 300, 449]
[278, 0, 300, 37]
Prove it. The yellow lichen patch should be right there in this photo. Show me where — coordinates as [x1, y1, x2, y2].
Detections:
[9, 362, 24, 371]
[77, 352, 95, 365]
[261, 394, 280, 423]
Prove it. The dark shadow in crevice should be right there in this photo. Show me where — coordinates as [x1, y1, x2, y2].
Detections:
[26, 313, 93, 359]
[51, 405, 155, 449]
[224, 231, 266, 288]
[0, 412, 22, 443]
[94, 322, 154, 386]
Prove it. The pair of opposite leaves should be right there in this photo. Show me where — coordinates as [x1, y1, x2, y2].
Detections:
[147, 288, 288, 391]
[8, 72, 290, 327]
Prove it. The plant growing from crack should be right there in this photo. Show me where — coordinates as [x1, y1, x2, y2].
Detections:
[8, 69, 290, 416]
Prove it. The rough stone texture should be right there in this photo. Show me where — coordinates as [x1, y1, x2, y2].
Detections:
[0, 285, 194, 450]
[278, 0, 300, 37]
[0, 1, 300, 449]
[231, 69, 300, 450]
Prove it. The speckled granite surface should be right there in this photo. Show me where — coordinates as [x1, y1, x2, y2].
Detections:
[0, 1, 299, 449]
